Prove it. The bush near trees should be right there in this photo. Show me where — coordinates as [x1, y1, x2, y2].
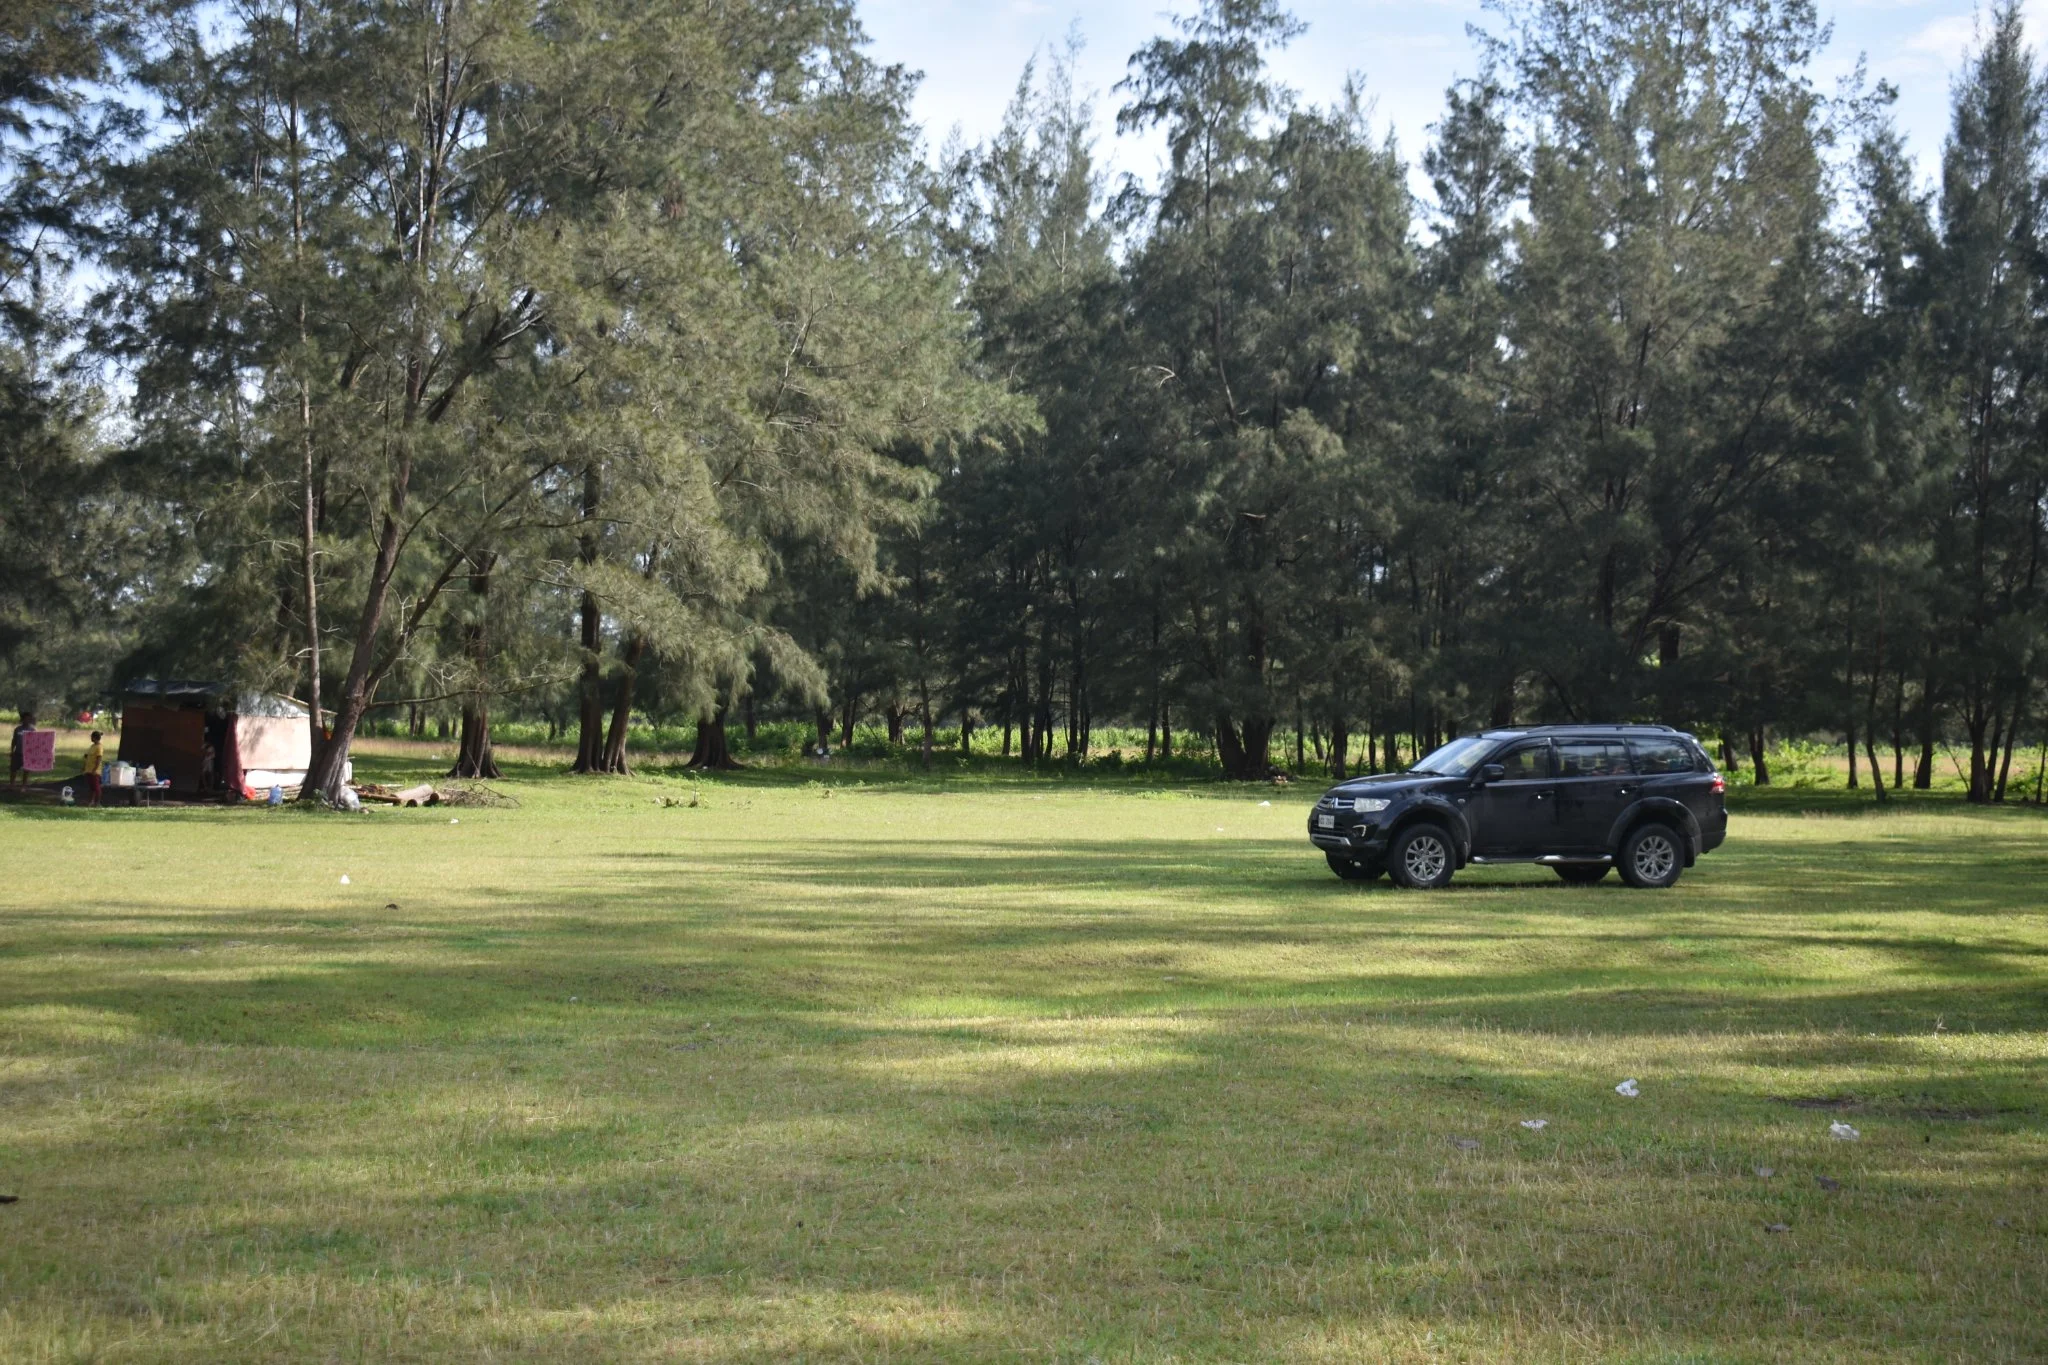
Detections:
[2, 0, 2045, 800]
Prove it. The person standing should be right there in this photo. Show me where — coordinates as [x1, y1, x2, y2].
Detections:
[80, 730, 104, 806]
[8, 711, 34, 786]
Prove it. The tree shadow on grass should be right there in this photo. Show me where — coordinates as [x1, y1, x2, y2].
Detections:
[11, 867, 2048, 1051]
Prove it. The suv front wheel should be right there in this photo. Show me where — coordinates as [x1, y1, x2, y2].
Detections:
[1389, 823, 1455, 890]
[1618, 823, 1683, 889]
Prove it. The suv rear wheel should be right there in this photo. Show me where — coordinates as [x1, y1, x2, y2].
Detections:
[1325, 852, 1384, 882]
[1389, 823, 1455, 890]
[1554, 863, 1610, 885]
[1618, 823, 1683, 889]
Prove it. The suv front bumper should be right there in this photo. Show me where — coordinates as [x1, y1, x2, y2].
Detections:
[1309, 817, 1387, 861]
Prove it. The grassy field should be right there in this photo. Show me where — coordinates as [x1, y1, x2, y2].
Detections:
[1, 748, 2044, 1362]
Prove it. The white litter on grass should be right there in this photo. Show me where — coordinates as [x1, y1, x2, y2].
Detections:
[1830, 1121, 1861, 1141]
[449, 817, 459, 824]
[1615, 1079, 1640, 1097]
[1258, 800, 1272, 807]
[338, 875, 350, 885]
[1520, 1119, 1548, 1130]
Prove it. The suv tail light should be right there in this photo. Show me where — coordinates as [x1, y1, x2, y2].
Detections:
[1710, 773, 1726, 794]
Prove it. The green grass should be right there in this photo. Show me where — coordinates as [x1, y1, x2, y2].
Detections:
[1, 749, 2045, 1362]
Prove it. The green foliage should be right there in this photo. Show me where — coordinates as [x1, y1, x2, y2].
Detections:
[2, 0, 2047, 794]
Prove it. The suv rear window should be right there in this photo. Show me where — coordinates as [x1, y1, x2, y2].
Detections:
[1556, 739, 1633, 776]
[1628, 737, 1698, 774]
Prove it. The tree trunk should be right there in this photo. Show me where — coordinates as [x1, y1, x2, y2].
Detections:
[571, 463, 606, 774]
[885, 703, 904, 746]
[688, 707, 742, 770]
[840, 689, 858, 748]
[301, 454, 416, 801]
[1994, 684, 2026, 802]
[596, 633, 643, 775]
[815, 708, 832, 753]
[1847, 720, 1859, 790]
[288, 37, 325, 793]
[299, 386, 324, 785]
[743, 689, 757, 744]
[1749, 727, 1770, 786]
[572, 587, 605, 772]
[452, 700, 500, 779]
[1215, 714, 1273, 781]
[917, 676, 934, 770]
[1915, 656, 1938, 789]
[450, 555, 501, 780]
[1330, 713, 1349, 781]
[1966, 698, 1992, 804]
[1241, 715, 1275, 778]
[1034, 626, 1055, 762]
[1215, 714, 1245, 778]
[1019, 670, 1035, 762]
[1892, 665, 1907, 791]
[1160, 701, 1172, 759]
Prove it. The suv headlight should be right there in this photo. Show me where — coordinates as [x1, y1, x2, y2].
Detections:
[1352, 798, 1390, 814]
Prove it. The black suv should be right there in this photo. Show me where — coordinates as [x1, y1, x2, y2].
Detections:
[1308, 725, 1727, 890]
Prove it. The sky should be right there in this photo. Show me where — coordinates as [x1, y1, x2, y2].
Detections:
[857, 0, 2039, 200]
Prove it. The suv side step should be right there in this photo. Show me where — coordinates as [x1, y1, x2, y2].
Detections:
[1468, 854, 1615, 865]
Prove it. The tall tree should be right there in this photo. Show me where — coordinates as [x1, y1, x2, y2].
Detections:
[1494, 0, 1836, 722]
[1118, 0, 1412, 777]
[1924, 3, 2048, 800]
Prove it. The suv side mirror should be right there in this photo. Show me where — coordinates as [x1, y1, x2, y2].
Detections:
[1477, 763, 1505, 784]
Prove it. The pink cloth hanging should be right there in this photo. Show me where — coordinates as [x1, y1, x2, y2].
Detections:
[19, 730, 56, 772]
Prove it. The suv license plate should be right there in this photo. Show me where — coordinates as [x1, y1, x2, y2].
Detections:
[1317, 814, 1335, 829]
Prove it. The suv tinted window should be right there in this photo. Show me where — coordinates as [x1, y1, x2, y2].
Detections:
[1556, 739, 1632, 777]
[1495, 742, 1552, 779]
[1628, 737, 1698, 774]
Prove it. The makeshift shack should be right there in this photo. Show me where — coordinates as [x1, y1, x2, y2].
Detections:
[118, 680, 318, 798]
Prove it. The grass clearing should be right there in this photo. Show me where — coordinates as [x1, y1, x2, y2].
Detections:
[1, 752, 2045, 1361]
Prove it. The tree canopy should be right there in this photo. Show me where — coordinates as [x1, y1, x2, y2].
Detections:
[4, 0, 2046, 802]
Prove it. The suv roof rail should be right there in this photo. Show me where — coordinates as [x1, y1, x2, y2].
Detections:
[1506, 723, 1681, 734]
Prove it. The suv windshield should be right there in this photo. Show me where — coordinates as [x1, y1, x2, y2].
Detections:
[1409, 736, 1493, 778]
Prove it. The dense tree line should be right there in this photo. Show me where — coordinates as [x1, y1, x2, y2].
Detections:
[2, 0, 2045, 800]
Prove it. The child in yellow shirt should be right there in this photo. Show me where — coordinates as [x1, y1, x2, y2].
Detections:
[81, 731, 104, 806]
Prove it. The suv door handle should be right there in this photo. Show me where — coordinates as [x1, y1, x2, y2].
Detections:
[1615, 787, 1633, 797]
